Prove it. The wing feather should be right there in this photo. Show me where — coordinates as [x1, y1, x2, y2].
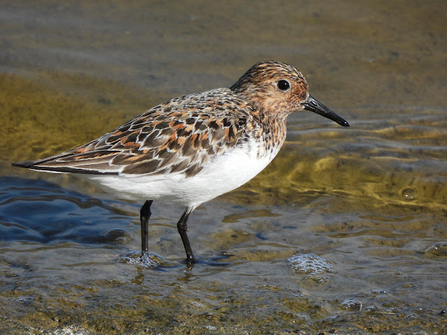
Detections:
[18, 89, 255, 178]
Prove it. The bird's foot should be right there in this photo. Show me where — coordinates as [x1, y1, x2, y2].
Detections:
[121, 250, 162, 268]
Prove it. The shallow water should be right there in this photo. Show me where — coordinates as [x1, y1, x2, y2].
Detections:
[1, 0, 446, 334]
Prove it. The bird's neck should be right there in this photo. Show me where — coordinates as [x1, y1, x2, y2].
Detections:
[249, 108, 288, 156]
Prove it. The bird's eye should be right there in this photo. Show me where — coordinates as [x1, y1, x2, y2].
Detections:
[277, 80, 290, 91]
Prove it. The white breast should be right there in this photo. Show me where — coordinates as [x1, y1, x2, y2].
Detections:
[87, 137, 282, 208]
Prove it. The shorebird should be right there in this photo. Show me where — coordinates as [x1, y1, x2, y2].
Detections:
[12, 61, 349, 264]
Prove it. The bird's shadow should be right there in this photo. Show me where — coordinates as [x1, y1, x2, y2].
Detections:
[0, 176, 235, 269]
[0, 176, 136, 245]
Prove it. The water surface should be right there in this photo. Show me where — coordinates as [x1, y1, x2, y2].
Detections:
[1, 1, 446, 334]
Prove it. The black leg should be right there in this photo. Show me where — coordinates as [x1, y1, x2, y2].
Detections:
[177, 207, 195, 264]
[140, 200, 153, 254]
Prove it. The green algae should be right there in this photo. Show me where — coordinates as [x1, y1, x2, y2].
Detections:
[1, 0, 447, 334]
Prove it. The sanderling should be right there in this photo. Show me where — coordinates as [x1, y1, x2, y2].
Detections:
[13, 60, 349, 264]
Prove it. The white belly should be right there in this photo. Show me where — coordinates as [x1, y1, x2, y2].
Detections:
[87, 139, 281, 208]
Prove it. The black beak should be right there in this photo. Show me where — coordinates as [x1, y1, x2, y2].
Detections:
[302, 95, 350, 127]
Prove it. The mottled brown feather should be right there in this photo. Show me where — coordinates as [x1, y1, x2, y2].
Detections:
[17, 61, 332, 177]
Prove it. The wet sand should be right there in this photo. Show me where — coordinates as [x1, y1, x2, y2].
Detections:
[1, 0, 446, 333]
